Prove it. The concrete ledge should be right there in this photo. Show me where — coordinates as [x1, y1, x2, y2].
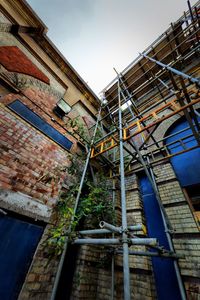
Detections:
[0, 189, 52, 222]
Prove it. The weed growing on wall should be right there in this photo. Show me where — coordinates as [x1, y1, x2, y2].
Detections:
[44, 153, 114, 257]
[66, 117, 90, 144]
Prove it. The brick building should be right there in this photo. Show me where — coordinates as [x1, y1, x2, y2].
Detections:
[0, 0, 200, 300]
[0, 0, 100, 299]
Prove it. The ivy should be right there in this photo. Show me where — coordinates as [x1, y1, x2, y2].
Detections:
[44, 153, 114, 258]
[76, 175, 114, 228]
[66, 117, 90, 144]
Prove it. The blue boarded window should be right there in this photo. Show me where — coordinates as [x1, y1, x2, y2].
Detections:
[0, 214, 44, 300]
[8, 100, 73, 151]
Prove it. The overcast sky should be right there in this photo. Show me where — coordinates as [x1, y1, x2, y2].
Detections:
[26, 0, 197, 95]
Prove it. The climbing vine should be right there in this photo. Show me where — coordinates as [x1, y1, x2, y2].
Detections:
[44, 153, 114, 257]
[65, 117, 90, 144]
[42, 115, 116, 257]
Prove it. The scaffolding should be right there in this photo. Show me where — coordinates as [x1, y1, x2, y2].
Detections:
[51, 1, 200, 300]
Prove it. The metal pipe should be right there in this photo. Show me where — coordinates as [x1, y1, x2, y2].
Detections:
[114, 67, 139, 114]
[168, 72, 200, 147]
[73, 238, 157, 246]
[126, 79, 193, 124]
[128, 225, 144, 232]
[111, 175, 116, 300]
[118, 79, 131, 300]
[79, 229, 112, 235]
[94, 128, 117, 145]
[116, 250, 184, 258]
[130, 238, 157, 246]
[50, 105, 103, 300]
[99, 221, 122, 234]
[157, 77, 175, 94]
[141, 53, 200, 85]
[73, 238, 121, 245]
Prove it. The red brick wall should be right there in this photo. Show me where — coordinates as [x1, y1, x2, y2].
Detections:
[0, 81, 95, 207]
[0, 103, 71, 206]
[1, 88, 77, 148]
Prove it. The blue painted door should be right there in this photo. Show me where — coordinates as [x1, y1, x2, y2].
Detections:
[139, 175, 182, 300]
[0, 214, 44, 300]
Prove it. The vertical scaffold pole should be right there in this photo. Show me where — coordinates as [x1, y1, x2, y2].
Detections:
[111, 176, 115, 300]
[118, 77, 186, 300]
[118, 79, 131, 300]
[50, 104, 102, 300]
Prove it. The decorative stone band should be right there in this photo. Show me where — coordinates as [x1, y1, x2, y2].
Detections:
[0, 189, 52, 223]
[0, 64, 63, 99]
[0, 23, 12, 33]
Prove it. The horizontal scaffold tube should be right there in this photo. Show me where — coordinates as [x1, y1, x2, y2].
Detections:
[79, 229, 111, 235]
[99, 221, 122, 233]
[116, 250, 184, 258]
[128, 224, 145, 233]
[73, 238, 157, 246]
[99, 221, 145, 233]
[78, 224, 145, 236]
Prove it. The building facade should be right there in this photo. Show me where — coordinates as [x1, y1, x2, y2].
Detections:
[0, 1, 99, 299]
[0, 1, 200, 300]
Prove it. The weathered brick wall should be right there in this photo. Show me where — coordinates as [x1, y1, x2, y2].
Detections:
[18, 224, 60, 300]
[114, 270, 156, 300]
[153, 162, 200, 299]
[70, 246, 100, 300]
[0, 103, 70, 205]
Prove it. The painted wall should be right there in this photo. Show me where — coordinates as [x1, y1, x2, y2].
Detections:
[139, 174, 182, 300]
[165, 116, 200, 187]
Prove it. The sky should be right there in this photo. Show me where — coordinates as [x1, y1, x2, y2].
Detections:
[26, 0, 197, 95]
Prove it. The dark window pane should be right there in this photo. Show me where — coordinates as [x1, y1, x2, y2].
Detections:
[8, 100, 73, 151]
